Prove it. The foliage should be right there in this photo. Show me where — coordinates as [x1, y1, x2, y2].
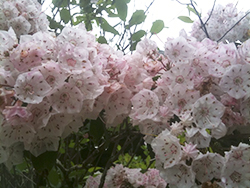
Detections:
[47, 0, 165, 52]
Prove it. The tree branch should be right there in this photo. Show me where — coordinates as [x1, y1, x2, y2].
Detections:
[217, 11, 250, 42]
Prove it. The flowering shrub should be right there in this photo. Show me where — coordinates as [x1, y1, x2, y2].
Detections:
[1, 0, 250, 187]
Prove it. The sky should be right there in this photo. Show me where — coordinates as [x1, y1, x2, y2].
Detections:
[42, 0, 250, 49]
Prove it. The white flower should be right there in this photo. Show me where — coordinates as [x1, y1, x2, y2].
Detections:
[151, 129, 182, 168]
[193, 93, 225, 129]
[219, 64, 250, 99]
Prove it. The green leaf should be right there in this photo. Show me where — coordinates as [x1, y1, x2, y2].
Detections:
[130, 40, 140, 51]
[115, 1, 127, 21]
[128, 10, 146, 27]
[187, 5, 200, 16]
[89, 117, 105, 144]
[100, 18, 119, 35]
[52, 0, 68, 8]
[60, 8, 71, 24]
[178, 16, 193, 23]
[150, 20, 164, 34]
[48, 168, 60, 186]
[131, 30, 146, 41]
[97, 36, 108, 44]
[47, 16, 63, 30]
[73, 15, 84, 26]
[31, 151, 58, 173]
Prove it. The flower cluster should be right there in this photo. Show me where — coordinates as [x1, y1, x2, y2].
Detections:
[84, 164, 167, 188]
[191, 3, 250, 42]
[0, 22, 165, 167]
[0, 0, 49, 37]
[1, 1, 250, 187]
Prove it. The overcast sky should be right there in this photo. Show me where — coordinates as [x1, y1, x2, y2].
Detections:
[42, 0, 250, 49]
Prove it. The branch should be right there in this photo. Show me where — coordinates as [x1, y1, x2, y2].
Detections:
[190, 0, 210, 38]
[204, 0, 216, 25]
[217, 11, 250, 42]
[175, 0, 190, 6]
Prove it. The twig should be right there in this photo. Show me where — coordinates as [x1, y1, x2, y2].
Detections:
[67, 0, 73, 26]
[190, 0, 210, 38]
[125, 137, 143, 167]
[217, 11, 250, 42]
[176, 0, 190, 6]
[204, 0, 216, 25]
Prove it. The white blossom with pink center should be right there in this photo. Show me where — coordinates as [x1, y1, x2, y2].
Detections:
[48, 83, 83, 114]
[144, 168, 167, 188]
[36, 113, 75, 139]
[0, 120, 35, 147]
[24, 135, 60, 157]
[219, 64, 250, 99]
[206, 43, 239, 78]
[0, 144, 9, 164]
[151, 129, 182, 168]
[69, 69, 104, 100]
[0, 28, 17, 58]
[27, 98, 52, 129]
[181, 142, 199, 160]
[238, 38, 250, 64]
[164, 63, 195, 90]
[4, 142, 24, 170]
[0, 0, 49, 37]
[158, 161, 195, 188]
[139, 119, 170, 144]
[105, 86, 132, 126]
[221, 149, 250, 188]
[166, 86, 200, 116]
[57, 24, 88, 48]
[20, 32, 58, 61]
[192, 152, 224, 183]
[10, 40, 46, 72]
[211, 122, 227, 139]
[124, 53, 154, 93]
[14, 70, 52, 104]
[130, 89, 159, 122]
[164, 36, 195, 64]
[35, 60, 68, 92]
[240, 96, 250, 123]
[185, 127, 211, 148]
[2, 106, 31, 125]
[193, 93, 225, 129]
[58, 44, 92, 74]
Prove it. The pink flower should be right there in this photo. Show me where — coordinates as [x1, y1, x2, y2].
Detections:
[219, 64, 250, 99]
[48, 83, 83, 114]
[130, 89, 159, 122]
[151, 129, 182, 168]
[14, 70, 52, 104]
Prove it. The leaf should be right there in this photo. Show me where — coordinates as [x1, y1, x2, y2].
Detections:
[73, 15, 84, 26]
[100, 18, 119, 35]
[128, 10, 146, 27]
[130, 40, 140, 51]
[97, 36, 108, 44]
[115, 1, 127, 21]
[52, 0, 68, 8]
[150, 20, 164, 34]
[89, 117, 105, 144]
[187, 5, 200, 16]
[178, 16, 194, 23]
[48, 168, 60, 186]
[31, 151, 58, 173]
[131, 30, 146, 41]
[60, 8, 71, 24]
[47, 16, 63, 30]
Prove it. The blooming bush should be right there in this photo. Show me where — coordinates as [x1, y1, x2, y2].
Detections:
[1, 0, 250, 187]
